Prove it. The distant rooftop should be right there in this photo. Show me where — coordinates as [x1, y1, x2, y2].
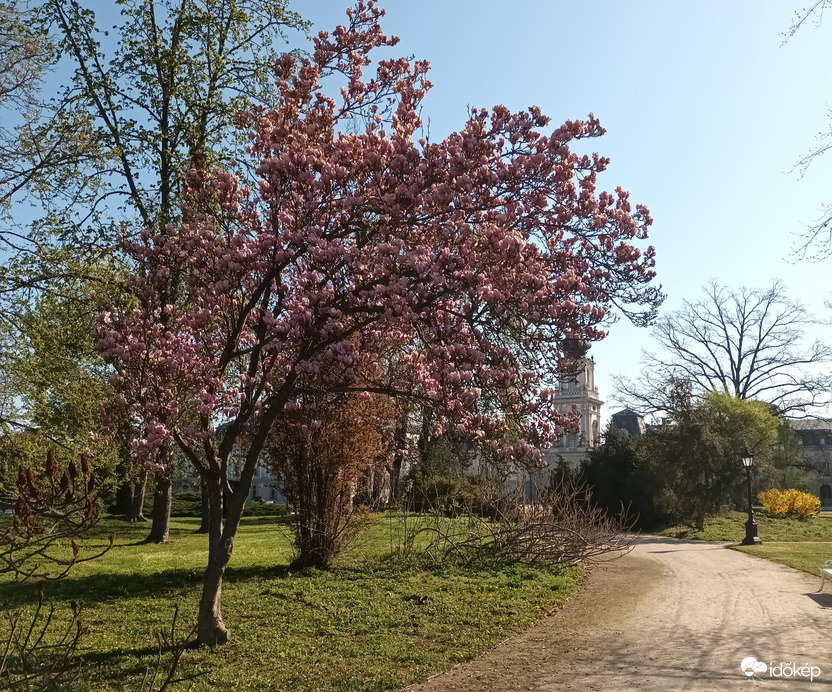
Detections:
[788, 419, 832, 431]
[612, 407, 641, 417]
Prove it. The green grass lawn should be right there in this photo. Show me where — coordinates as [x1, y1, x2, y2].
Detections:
[733, 541, 832, 575]
[657, 510, 832, 542]
[1, 514, 579, 691]
[657, 510, 832, 578]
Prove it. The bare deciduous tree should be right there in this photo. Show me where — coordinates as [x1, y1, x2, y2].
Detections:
[783, 1, 832, 258]
[615, 281, 832, 416]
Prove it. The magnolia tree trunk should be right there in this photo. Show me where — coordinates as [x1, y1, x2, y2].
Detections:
[197, 457, 260, 645]
[199, 554, 229, 645]
[197, 478, 210, 533]
[197, 472, 229, 644]
[146, 474, 172, 543]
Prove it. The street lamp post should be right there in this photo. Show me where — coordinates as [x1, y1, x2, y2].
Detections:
[741, 449, 761, 546]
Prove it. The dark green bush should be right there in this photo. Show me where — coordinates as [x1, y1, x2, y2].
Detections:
[404, 468, 494, 515]
[108, 490, 288, 517]
[243, 498, 289, 517]
[169, 492, 201, 516]
[580, 425, 673, 529]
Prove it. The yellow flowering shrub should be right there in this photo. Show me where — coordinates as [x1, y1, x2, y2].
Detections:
[757, 488, 820, 521]
[757, 489, 790, 517]
[789, 490, 822, 520]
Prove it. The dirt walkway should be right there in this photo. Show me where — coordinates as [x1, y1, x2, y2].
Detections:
[403, 537, 832, 691]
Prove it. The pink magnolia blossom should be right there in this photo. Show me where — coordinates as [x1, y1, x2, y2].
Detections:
[97, 1, 660, 645]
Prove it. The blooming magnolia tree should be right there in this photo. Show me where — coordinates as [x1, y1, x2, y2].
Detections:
[98, 2, 661, 645]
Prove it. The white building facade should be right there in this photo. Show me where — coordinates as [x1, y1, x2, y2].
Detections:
[543, 353, 603, 469]
[520, 342, 603, 501]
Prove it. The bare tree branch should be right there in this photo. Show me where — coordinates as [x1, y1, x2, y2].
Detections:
[783, 1, 832, 258]
[614, 280, 832, 417]
[784, 1, 832, 41]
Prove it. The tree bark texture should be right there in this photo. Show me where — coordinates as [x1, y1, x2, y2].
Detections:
[391, 412, 408, 503]
[198, 553, 230, 645]
[146, 473, 172, 543]
[197, 478, 210, 533]
[197, 471, 231, 645]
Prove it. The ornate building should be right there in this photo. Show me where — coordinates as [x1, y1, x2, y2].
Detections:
[543, 339, 603, 469]
[788, 419, 832, 507]
[521, 341, 603, 501]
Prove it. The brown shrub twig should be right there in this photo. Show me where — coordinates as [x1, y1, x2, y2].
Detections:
[0, 449, 113, 582]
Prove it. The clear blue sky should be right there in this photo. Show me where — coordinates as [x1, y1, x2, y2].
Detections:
[294, 1, 832, 422]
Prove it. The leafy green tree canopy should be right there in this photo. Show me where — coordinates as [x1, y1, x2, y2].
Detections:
[699, 390, 779, 460]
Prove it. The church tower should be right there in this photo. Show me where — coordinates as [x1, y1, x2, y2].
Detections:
[544, 339, 603, 470]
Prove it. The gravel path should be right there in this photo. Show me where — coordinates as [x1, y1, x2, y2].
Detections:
[403, 537, 832, 691]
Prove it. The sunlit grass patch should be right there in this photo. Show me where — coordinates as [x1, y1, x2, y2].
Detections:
[657, 510, 832, 543]
[0, 513, 579, 691]
[733, 542, 832, 576]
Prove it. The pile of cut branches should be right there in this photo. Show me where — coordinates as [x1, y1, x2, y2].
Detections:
[422, 478, 635, 566]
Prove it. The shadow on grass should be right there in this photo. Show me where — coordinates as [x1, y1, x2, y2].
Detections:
[75, 640, 203, 679]
[0, 549, 558, 609]
[0, 562, 297, 607]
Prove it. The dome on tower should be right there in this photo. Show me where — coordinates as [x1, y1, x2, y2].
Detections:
[561, 338, 590, 360]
